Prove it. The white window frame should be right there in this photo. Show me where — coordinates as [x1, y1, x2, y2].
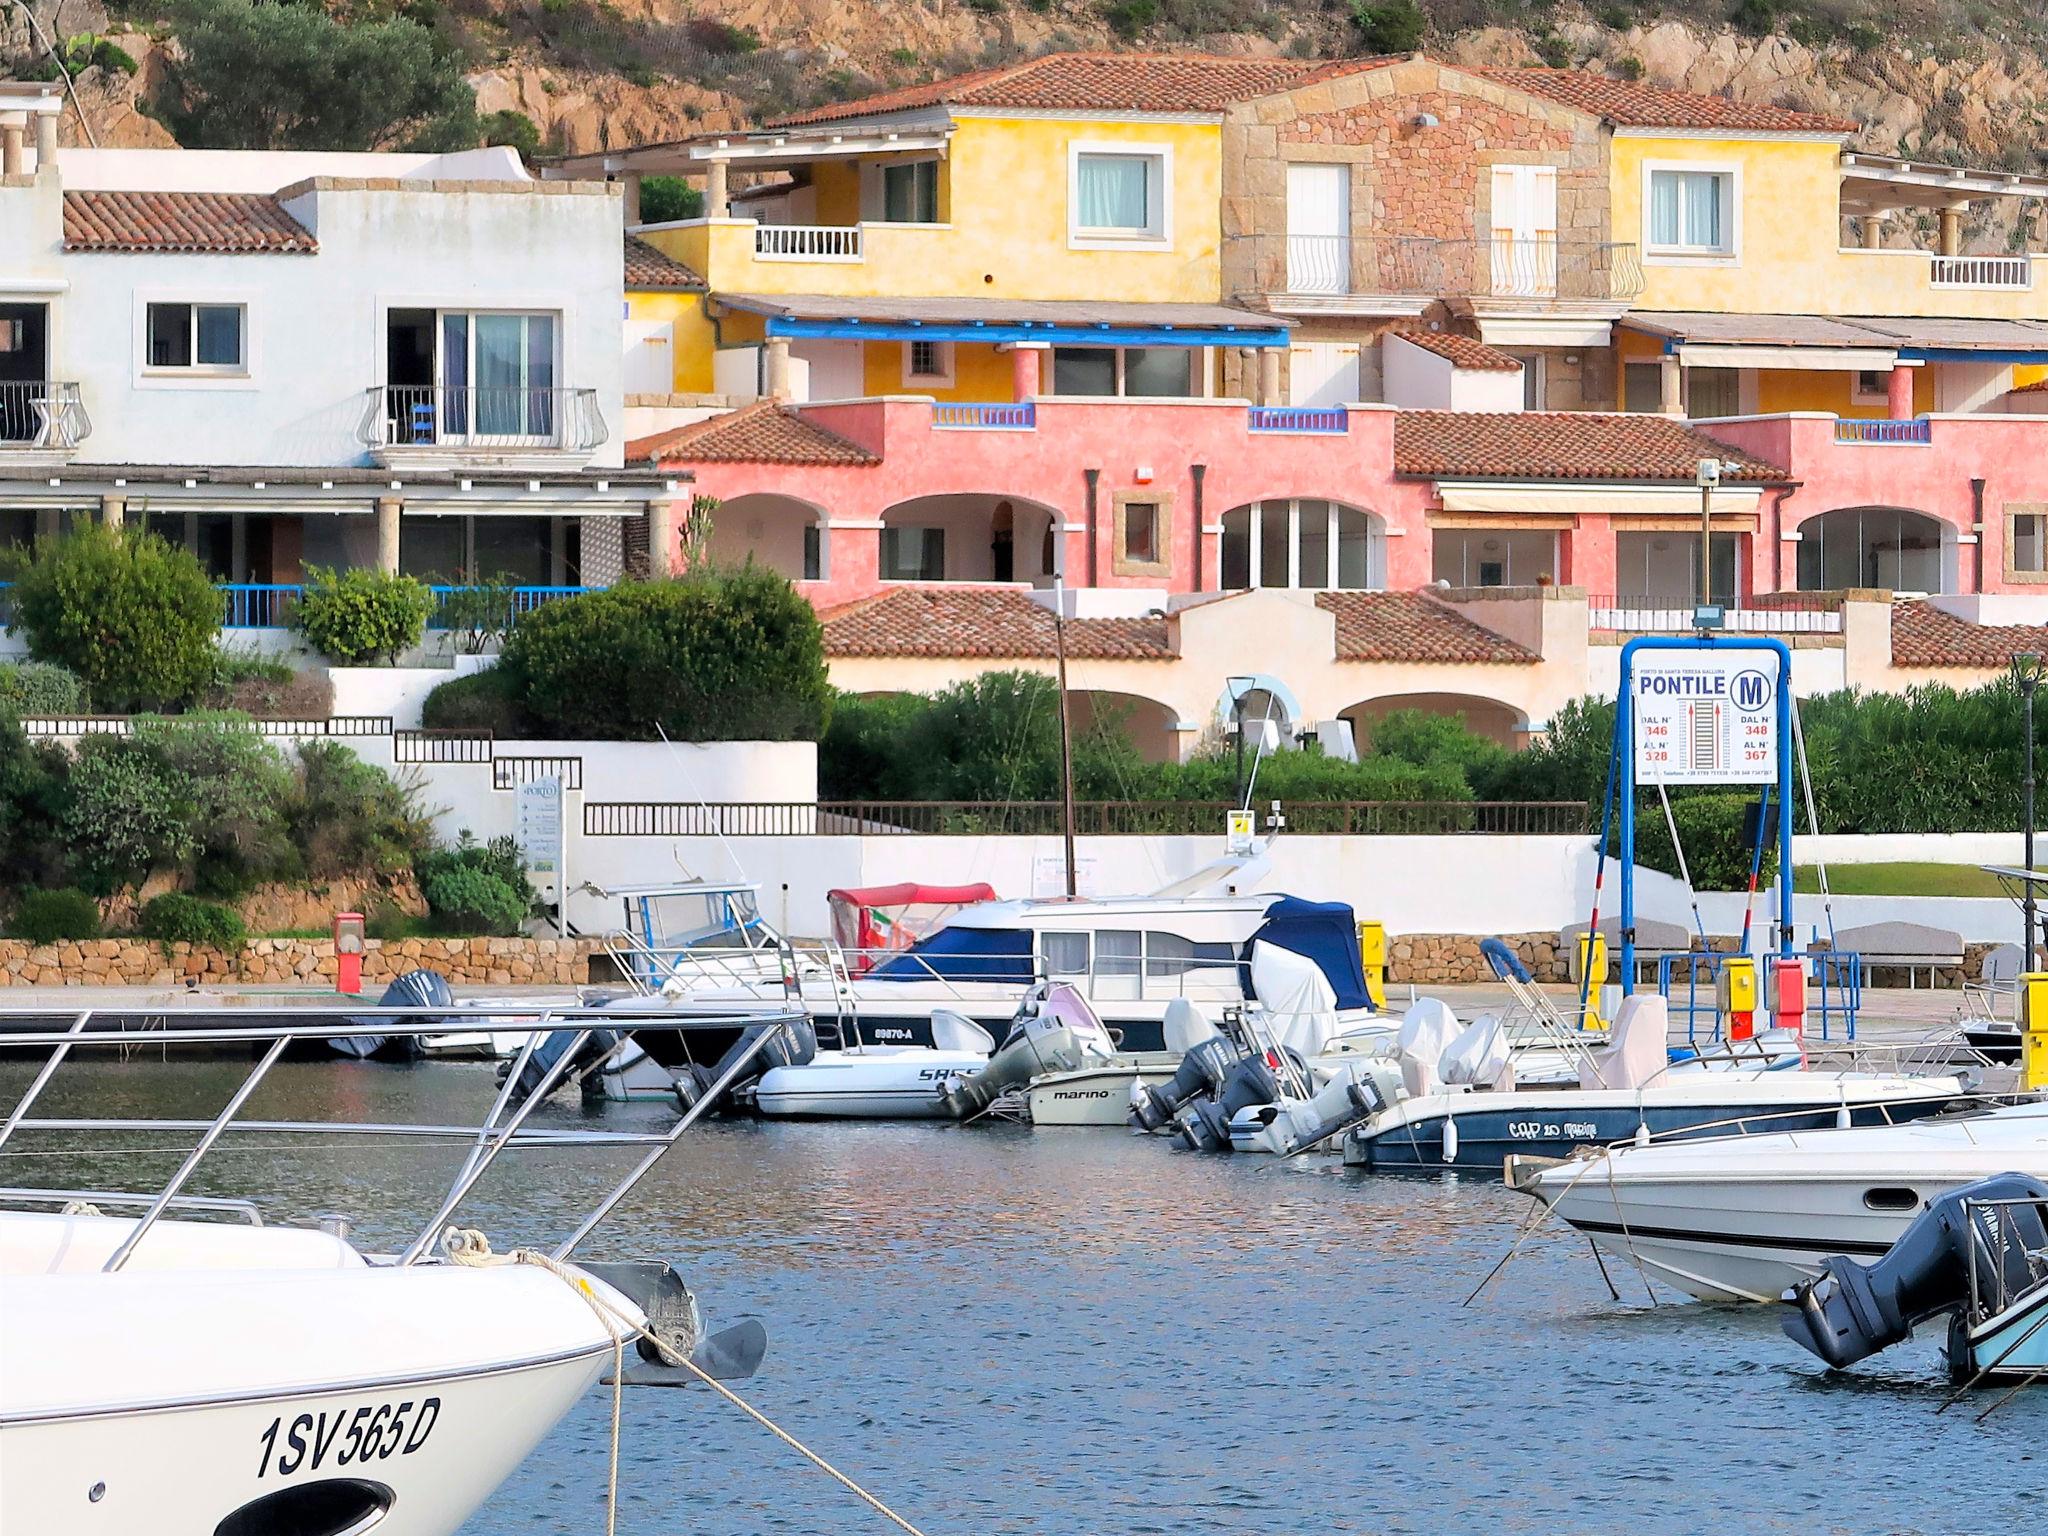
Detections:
[1641, 160, 1740, 265]
[902, 337, 955, 388]
[1067, 140, 1173, 252]
[872, 157, 942, 226]
[134, 294, 255, 389]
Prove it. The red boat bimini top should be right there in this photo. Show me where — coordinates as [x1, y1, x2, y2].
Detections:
[827, 883, 999, 972]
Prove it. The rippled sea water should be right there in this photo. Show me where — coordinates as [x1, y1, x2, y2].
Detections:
[7, 1057, 2042, 1535]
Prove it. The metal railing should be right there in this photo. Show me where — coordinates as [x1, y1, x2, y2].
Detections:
[424, 583, 586, 630]
[752, 224, 863, 261]
[393, 728, 493, 763]
[0, 381, 89, 449]
[1585, 593, 1845, 634]
[581, 799, 1592, 838]
[1930, 254, 2033, 290]
[1834, 417, 1932, 445]
[17, 715, 394, 738]
[220, 582, 300, 628]
[1248, 404, 1347, 434]
[493, 755, 584, 791]
[932, 402, 1036, 430]
[1233, 234, 1645, 304]
[1657, 949, 1861, 1044]
[356, 385, 607, 452]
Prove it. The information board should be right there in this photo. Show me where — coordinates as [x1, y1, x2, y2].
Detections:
[516, 776, 563, 875]
[1630, 651, 1777, 785]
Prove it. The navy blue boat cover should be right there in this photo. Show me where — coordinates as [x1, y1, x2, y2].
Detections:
[869, 925, 1035, 982]
[1244, 897, 1370, 1012]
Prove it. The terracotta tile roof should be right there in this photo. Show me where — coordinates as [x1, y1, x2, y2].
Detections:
[821, 586, 1174, 660]
[1392, 411, 1787, 482]
[627, 403, 879, 466]
[624, 233, 704, 290]
[1890, 600, 2048, 669]
[1475, 69, 1857, 135]
[771, 51, 1339, 126]
[1390, 330, 1524, 372]
[62, 190, 317, 254]
[1316, 591, 1539, 664]
[2010, 377, 2048, 395]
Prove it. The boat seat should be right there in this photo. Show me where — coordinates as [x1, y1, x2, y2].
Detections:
[1440, 1013, 1512, 1090]
[1162, 997, 1220, 1054]
[1578, 994, 1671, 1091]
[1395, 997, 1457, 1098]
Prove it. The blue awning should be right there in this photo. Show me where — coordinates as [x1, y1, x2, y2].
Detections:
[869, 925, 1034, 983]
[1243, 896, 1370, 1012]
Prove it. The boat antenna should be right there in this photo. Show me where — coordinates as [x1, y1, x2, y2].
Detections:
[1052, 572, 1078, 898]
[654, 720, 754, 888]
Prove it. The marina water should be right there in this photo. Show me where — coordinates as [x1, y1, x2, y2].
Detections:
[11, 1056, 2039, 1534]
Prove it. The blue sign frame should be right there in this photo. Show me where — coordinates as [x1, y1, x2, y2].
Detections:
[1615, 635, 1796, 992]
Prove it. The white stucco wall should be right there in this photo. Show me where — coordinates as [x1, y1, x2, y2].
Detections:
[1381, 335, 1454, 409]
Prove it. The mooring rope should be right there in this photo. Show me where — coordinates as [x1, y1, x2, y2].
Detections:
[442, 1227, 936, 1536]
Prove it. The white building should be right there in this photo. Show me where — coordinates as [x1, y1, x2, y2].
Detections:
[0, 81, 682, 589]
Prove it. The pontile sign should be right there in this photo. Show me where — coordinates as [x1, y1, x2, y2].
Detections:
[1630, 651, 1777, 785]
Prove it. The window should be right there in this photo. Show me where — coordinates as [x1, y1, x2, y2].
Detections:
[1042, 932, 1089, 976]
[880, 526, 945, 582]
[1143, 934, 1237, 978]
[1114, 494, 1168, 575]
[1686, 367, 1740, 419]
[903, 338, 953, 386]
[1647, 168, 1733, 255]
[1220, 500, 1382, 590]
[1122, 347, 1192, 397]
[1050, 346, 1197, 399]
[1052, 347, 1118, 397]
[1854, 369, 1891, 404]
[1093, 930, 1143, 980]
[1070, 145, 1170, 246]
[1513, 352, 1548, 410]
[146, 302, 245, 372]
[880, 160, 939, 224]
[1624, 362, 1664, 413]
[438, 312, 557, 437]
[802, 523, 823, 582]
[2010, 508, 2048, 582]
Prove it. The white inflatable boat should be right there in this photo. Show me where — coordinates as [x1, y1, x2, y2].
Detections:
[751, 1010, 997, 1118]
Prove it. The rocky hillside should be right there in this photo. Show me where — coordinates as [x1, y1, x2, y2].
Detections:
[8, 0, 2048, 245]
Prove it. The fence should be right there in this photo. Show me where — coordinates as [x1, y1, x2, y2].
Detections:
[18, 715, 395, 738]
[580, 799, 1592, 838]
[394, 728, 494, 764]
[932, 402, 1036, 430]
[493, 755, 585, 791]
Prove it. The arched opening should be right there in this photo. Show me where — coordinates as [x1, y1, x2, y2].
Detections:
[879, 494, 1059, 584]
[1796, 506, 1953, 595]
[1066, 690, 1183, 763]
[1220, 499, 1384, 590]
[704, 492, 826, 581]
[1340, 692, 1528, 751]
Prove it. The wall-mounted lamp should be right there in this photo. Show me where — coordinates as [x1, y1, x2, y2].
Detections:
[1411, 112, 1439, 129]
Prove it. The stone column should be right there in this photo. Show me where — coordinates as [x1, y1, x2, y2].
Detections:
[1939, 206, 1963, 257]
[619, 173, 641, 227]
[1257, 348, 1281, 407]
[1860, 213, 1886, 250]
[705, 159, 730, 219]
[33, 112, 55, 169]
[764, 336, 793, 401]
[0, 124, 23, 178]
[645, 497, 674, 578]
[99, 494, 125, 530]
[1887, 363, 1915, 420]
[1659, 355, 1684, 416]
[1009, 344, 1042, 402]
[183, 511, 200, 555]
[375, 496, 401, 575]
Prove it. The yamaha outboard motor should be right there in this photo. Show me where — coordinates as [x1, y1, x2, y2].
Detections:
[504, 1026, 624, 1106]
[1129, 999, 1235, 1133]
[676, 1013, 821, 1110]
[1783, 1172, 2048, 1369]
[335, 968, 453, 1061]
[939, 984, 1113, 1119]
[1178, 1049, 1302, 1152]
[1228, 1061, 1395, 1156]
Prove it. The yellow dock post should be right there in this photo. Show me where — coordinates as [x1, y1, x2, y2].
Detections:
[2023, 973, 2048, 1092]
[1717, 956, 1760, 1041]
[1576, 933, 1608, 1031]
[1358, 921, 1387, 1009]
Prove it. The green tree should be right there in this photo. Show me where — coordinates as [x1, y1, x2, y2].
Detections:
[1348, 0, 1424, 53]
[152, 0, 477, 151]
[638, 177, 702, 223]
[481, 109, 541, 160]
[7, 526, 222, 711]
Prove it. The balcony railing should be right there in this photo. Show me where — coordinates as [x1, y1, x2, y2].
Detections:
[932, 402, 1036, 430]
[1236, 234, 1645, 305]
[1834, 417, 1932, 445]
[1248, 405, 1347, 434]
[0, 381, 89, 451]
[210, 583, 587, 630]
[753, 224, 863, 262]
[356, 386, 607, 453]
[1929, 254, 2032, 290]
[1586, 593, 1844, 635]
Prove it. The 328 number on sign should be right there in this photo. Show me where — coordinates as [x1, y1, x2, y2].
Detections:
[257, 1396, 441, 1478]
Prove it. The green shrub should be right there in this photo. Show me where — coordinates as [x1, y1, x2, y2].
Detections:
[286, 741, 434, 878]
[139, 892, 248, 950]
[1612, 52, 1645, 79]
[1533, 30, 1573, 66]
[12, 887, 102, 943]
[1103, 0, 1157, 36]
[431, 574, 515, 655]
[1617, 792, 1779, 891]
[497, 569, 831, 741]
[417, 833, 533, 935]
[820, 690, 933, 798]
[419, 666, 532, 734]
[481, 108, 540, 158]
[0, 714, 71, 887]
[6, 526, 222, 710]
[292, 565, 434, 665]
[1731, 0, 1776, 34]
[1348, 0, 1424, 53]
[64, 735, 198, 895]
[0, 661, 89, 716]
[638, 176, 702, 223]
[132, 716, 296, 897]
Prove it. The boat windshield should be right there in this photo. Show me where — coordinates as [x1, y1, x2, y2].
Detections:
[633, 888, 766, 952]
[867, 925, 1034, 984]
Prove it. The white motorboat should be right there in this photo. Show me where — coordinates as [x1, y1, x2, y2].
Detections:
[0, 1003, 785, 1536]
[752, 1010, 996, 1118]
[1508, 1099, 2048, 1303]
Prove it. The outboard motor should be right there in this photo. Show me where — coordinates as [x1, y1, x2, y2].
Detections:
[1228, 1060, 1395, 1156]
[1783, 1172, 2048, 1370]
[504, 1026, 624, 1106]
[1178, 1048, 1302, 1152]
[1129, 1000, 1236, 1133]
[676, 1013, 821, 1110]
[335, 968, 452, 1061]
[939, 984, 1111, 1119]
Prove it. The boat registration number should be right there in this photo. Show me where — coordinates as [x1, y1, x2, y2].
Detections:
[1506, 1120, 1599, 1140]
[257, 1396, 441, 1479]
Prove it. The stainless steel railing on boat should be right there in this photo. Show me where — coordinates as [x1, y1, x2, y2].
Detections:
[0, 1002, 802, 1268]
[1963, 1194, 2048, 1327]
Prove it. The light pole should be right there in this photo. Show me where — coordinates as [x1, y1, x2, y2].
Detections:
[1227, 675, 1256, 811]
[2017, 652, 2045, 963]
[1694, 456, 1722, 616]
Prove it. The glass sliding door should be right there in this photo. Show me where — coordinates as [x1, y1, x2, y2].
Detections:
[436, 312, 556, 442]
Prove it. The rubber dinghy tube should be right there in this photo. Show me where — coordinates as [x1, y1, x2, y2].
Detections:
[1783, 1171, 2048, 1369]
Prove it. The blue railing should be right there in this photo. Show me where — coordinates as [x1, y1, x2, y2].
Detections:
[220, 583, 301, 628]
[1834, 417, 1932, 445]
[426, 584, 586, 630]
[932, 401, 1036, 430]
[1248, 405, 1347, 434]
[1657, 949, 1860, 1046]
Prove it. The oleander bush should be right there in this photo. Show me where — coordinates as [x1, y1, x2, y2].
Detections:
[6, 526, 222, 710]
[138, 892, 248, 950]
[0, 661, 90, 716]
[416, 833, 534, 935]
[497, 568, 831, 741]
[292, 565, 435, 665]
[11, 887, 103, 944]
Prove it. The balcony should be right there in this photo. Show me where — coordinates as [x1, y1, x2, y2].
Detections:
[1231, 234, 1645, 309]
[216, 583, 589, 630]
[1587, 592, 1843, 635]
[1929, 254, 2032, 291]
[1834, 418, 1932, 445]
[1248, 405, 1347, 434]
[932, 402, 1035, 430]
[357, 386, 606, 470]
[0, 381, 89, 461]
[752, 224, 864, 262]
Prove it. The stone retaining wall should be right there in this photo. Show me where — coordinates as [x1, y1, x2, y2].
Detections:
[0, 937, 604, 988]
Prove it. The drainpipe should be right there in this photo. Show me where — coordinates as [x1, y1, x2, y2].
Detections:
[1972, 476, 1987, 593]
[1083, 467, 1101, 588]
[1190, 463, 1207, 593]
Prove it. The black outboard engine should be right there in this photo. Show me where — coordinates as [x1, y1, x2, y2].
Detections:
[1178, 1050, 1299, 1153]
[336, 968, 454, 1061]
[676, 1014, 819, 1109]
[1783, 1172, 2048, 1369]
[1130, 1035, 1241, 1132]
[504, 1026, 624, 1106]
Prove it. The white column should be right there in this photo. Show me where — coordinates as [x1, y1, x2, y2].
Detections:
[1286, 498, 1300, 588]
[375, 496, 401, 575]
